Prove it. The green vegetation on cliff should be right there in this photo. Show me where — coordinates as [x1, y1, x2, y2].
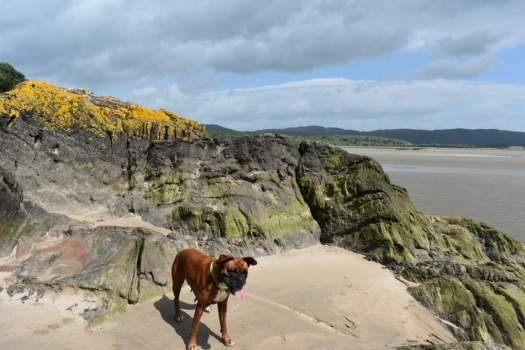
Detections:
[0, 80, 205, 141]
[0, 62, 26, 93]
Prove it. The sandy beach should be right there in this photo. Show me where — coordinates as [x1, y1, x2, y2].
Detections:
[0, 244, 456, 350]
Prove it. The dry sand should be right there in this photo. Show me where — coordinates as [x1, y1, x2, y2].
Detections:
[0, 245, 456, 350]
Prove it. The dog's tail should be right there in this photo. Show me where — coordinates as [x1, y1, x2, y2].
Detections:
[171, 254, 185, 295]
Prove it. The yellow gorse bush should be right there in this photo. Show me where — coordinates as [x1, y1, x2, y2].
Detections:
[0, 80, 205, 140]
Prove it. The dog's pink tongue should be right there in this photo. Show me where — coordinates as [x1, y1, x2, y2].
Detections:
[234, 289, 246, 299]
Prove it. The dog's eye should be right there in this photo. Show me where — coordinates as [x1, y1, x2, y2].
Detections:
[229, 269, 236, 274]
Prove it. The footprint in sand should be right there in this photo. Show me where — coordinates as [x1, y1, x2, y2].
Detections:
[62, 318, 75, 325]
[33, 323, 62, 334]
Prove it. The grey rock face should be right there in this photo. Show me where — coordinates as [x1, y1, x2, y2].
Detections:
[0, 116, 321, 323]
[0, 165, 71, 258]
[138, 136, 320, 248]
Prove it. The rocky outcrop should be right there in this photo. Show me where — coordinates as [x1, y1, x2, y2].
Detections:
[398, 217, 525, 349]
[13, 225, 177, 303]
[0, 165, 179, 323]
[0, 165, 71, 258]
[138, 136, 320, 248]
[0, 81, 205, 141]
[0, 80, 205, 219]
[295, 141, 525, 349]
[297, 140, 436, 263]
[2, 86, 525, 348]
[0, 95, 320, 322]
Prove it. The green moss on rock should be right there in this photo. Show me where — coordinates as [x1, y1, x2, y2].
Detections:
[410, 276, 476, 315]
[87, 291, 128, 328]
[296, 142, 525, 348]
[169, 196, 317, 241]
[144, 171, 188, 204]
[297, 141, 434, 264]
[462, 280, 525, 348]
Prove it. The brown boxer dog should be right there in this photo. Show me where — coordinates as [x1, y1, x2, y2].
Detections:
[171, 249, 257, 350]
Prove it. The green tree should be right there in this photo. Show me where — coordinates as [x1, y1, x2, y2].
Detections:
[0, 62, 26, 93]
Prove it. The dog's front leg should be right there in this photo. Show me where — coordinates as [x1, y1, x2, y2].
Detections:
[218, 300, 234, 346]
[188, 304, 206, 350]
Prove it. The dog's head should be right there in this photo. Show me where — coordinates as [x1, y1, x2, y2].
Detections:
[216, 254, 257, 293]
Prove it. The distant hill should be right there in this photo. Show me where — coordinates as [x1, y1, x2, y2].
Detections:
[258, 125, 356, 137]
[253, 126, 525, 147]
[203, 125, 412, 147]
[204, 124, 235, 132]
[368, 128, 525, 147]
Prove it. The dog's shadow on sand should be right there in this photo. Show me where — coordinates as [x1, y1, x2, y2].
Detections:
[154, 294, 222, 350]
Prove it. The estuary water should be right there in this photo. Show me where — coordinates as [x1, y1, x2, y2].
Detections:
[342, 147, 525, 241]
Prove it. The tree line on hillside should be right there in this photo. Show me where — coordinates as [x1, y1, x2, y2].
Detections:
[205, 127, 413, 147]
[208, 125, 525, 148]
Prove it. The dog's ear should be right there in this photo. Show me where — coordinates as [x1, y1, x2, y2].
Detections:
[217, 254, 235, 264]
[243, 257, 258, 266]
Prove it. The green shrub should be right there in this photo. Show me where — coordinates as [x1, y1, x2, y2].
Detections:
[0, 62, 26, 93]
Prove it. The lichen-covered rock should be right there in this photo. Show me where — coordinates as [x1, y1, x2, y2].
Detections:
[1, 97, 320, 251]
[296, 140, 437, 264]
[391, 217, 525, 348]
[295, 141, 525, 348]
[138, 136, 320, 248]
[0, 80, 205, 141]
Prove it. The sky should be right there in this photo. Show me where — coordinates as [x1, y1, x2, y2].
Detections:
[1, 0, 525, 132]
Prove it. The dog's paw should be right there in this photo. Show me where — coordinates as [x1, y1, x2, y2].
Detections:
[187, 342, 197, 350]
[174, 314, 184, 323]
[204, 306, 211, 313]
[223, 337, 235, 347]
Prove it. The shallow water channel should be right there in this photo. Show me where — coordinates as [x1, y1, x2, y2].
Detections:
[342, 147, 525, 241]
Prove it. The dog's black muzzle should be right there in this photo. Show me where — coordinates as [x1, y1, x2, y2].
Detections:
[223, 271, 247, 293]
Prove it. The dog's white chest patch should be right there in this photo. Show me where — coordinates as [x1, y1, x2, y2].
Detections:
[214, 289, 230, 302]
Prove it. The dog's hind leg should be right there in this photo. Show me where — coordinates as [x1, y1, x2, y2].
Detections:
[172, 257, 185, 323]
[188, 302, 206, 350]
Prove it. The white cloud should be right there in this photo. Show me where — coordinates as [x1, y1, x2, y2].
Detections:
[410, 55, 499, 80]
[3, 0, 524, 88]
[131, 86, 157, 98]
[135, 79, 525, 132]
[436, 32, 498, 57]
[2, 1, 525, 132]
